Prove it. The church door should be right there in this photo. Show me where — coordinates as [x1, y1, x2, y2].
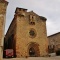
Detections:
[28, 42, 40, 57]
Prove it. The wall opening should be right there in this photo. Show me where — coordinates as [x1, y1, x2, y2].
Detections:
[3, 34, 16, 58]
[28, 42, 40, 57]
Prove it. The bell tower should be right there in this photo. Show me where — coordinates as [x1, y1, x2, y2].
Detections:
[0, 0, 8, 59]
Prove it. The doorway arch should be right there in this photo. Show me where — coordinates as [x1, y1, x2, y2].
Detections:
[28, 42, 40, 57]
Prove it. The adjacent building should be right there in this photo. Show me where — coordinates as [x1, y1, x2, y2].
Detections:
[0, 0, 8, 59]
[48, 32, 60, 55]
[4, 7, 48, 58]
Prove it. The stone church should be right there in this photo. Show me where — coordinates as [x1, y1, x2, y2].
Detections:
[0, 0, 60, 59]
[1, 0, 60, 59]
[4, 7, 48, 58]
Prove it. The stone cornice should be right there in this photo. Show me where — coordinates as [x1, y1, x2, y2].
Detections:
[0, 0, 8, 4]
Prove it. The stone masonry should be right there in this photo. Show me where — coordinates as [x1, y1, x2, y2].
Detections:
[48, 32, 60, 53]
[5, 7, 48, 58]
[0, 0, 8, 59]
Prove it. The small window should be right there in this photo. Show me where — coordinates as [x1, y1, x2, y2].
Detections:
[30, 22, 35, 25]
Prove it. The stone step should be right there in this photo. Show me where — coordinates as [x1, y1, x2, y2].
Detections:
[3, 57, 60, 60]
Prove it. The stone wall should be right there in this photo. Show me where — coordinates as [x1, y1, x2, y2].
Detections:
[0, 0, 8, 59]
[48, 32, 60, 52]
[15, 8, 48, 57]
[5, 8, 48, 58]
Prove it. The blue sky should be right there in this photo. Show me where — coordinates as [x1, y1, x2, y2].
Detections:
[5, 0, 60, 36]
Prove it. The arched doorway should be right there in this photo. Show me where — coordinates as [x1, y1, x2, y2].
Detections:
[28, 42, 40, 57]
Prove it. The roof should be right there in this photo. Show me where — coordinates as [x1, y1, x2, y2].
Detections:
[48, 32, 60, 37]
[15, 7, 47, 21]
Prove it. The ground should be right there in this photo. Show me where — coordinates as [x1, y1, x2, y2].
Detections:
[4, 56, 60, 60]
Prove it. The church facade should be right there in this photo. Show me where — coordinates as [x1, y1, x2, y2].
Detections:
[4, 7, 48, 58]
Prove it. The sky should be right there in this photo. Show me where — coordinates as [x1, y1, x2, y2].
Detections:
[5, 0, 60, 36]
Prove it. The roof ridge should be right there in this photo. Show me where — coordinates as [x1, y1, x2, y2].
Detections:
[48, 32, 60, 37]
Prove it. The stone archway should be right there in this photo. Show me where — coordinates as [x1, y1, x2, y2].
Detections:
[28, 42, 40, 57]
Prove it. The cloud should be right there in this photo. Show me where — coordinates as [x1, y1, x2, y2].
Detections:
[5, 0, 60, 36]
